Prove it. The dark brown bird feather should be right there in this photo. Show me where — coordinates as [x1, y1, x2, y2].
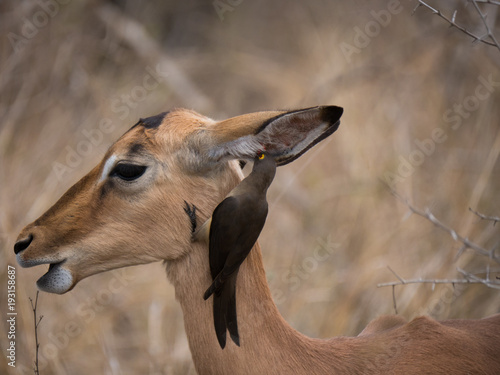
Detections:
[203, 153, 276, 348]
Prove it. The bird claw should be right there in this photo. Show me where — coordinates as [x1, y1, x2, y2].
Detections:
[183, 201, 197, 236]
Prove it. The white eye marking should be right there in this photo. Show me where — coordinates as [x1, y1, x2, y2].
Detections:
[99, 155, 117, 182]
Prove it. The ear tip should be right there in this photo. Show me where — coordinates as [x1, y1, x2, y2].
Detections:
[320, 106, 344, 124]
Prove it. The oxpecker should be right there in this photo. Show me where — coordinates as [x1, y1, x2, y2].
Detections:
[190, 153, 276, 349]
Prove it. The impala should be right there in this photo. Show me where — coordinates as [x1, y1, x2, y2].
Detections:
[15, 107, 500, 374]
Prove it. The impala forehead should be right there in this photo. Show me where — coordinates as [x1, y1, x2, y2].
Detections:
[95, 112, 192, 184]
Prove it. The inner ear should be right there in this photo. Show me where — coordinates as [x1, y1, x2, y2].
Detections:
[255, 106, 343, 165]
[206, 106, 343, 166]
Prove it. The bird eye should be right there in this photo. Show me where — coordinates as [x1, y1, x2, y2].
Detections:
[110, 164, 147, 181]
[258, 153, 265, 160]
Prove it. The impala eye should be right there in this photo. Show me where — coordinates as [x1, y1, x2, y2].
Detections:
[110, 164, 147, 181]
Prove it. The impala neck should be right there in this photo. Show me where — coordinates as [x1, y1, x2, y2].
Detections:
[165, 239, 351, 375]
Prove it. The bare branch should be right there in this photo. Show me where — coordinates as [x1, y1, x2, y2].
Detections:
[385, 267, 401, 314]
[474, 0, 500, 6]
[378, 275, 500, 289]
[457, 267, 500, 288]
[387, 265, 405, 284]
[469, 207, 500, 225]
[391, 285, 398, 315]
[390, 190, 495, 261]
[470, 0, 500, 50]
[378, 277, 475, 287]
[29, 292, 42, 375]
[454, 244, 468, 262]
[379, 190, 500, 295]
[416, 0, 499, 48]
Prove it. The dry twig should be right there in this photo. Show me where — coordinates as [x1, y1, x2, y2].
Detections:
[470, 0, 500, 50]
[378, 190, 500, 304]
[390, 190, 496, 262]
[378, 268, 500, 290]
[474, 0, 500, 6]
[469, 207, 500, 225]
[387, 266, 401, 314]
[414, 0, 500, 52]
[29, 291, 43, 375]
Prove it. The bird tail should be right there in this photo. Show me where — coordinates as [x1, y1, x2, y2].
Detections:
[206, 273, 240, 349]
[226, 275, 239, 346]
[213, 288, 227, 349]
[203, 276, 220, 301]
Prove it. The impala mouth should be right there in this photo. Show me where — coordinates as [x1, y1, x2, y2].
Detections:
[48, 261, 61, 272]
[36, 260, 74, 294]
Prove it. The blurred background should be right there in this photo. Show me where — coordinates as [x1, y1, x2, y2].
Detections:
[1, 0, 499, 373]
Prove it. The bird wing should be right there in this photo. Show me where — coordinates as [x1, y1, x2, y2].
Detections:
[209, 195, 268, 280]
[222, 202, 267, 276]
[208, 196, 242, 280]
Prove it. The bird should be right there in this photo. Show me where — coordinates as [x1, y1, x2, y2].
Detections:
[193, 152, 276, 349]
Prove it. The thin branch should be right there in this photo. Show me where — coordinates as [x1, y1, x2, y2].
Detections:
[469, 207, 500, 225]
[454, 244, 468, 262]
[380, 191, 500, 295]
[378, 276, 476, 287]
[29, 292, 43, 375]
[391, 285, 398, 314]
[387, 265, 405, 283]
[378, 275, 500, 289]
[416, 0, 498, 48]
[474, 0, 500, 6]
[390, 190, 495, 261]
[385, 267, 401, 313]
[457, 267, 500, 288]
[470, 0, 500, 50]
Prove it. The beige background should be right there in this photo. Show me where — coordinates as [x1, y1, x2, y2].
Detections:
[1, 0, 499, 373]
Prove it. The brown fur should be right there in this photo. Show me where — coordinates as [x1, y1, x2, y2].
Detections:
[16, 108, 500, 374]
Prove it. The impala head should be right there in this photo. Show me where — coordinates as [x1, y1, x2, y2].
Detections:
[14, 106, 343, 294]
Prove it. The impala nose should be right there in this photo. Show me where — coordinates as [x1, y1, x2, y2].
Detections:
[14, 234, 33, 254]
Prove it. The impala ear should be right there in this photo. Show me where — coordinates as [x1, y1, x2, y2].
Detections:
[205, 106, 343, 166]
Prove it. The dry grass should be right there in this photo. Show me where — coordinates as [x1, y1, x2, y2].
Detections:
[1, 0, 499, 374]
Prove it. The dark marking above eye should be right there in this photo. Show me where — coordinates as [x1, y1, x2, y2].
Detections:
[141, 112, 169, 129]
[127, 111, 170, 133]
[128, 142, 144, 155]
